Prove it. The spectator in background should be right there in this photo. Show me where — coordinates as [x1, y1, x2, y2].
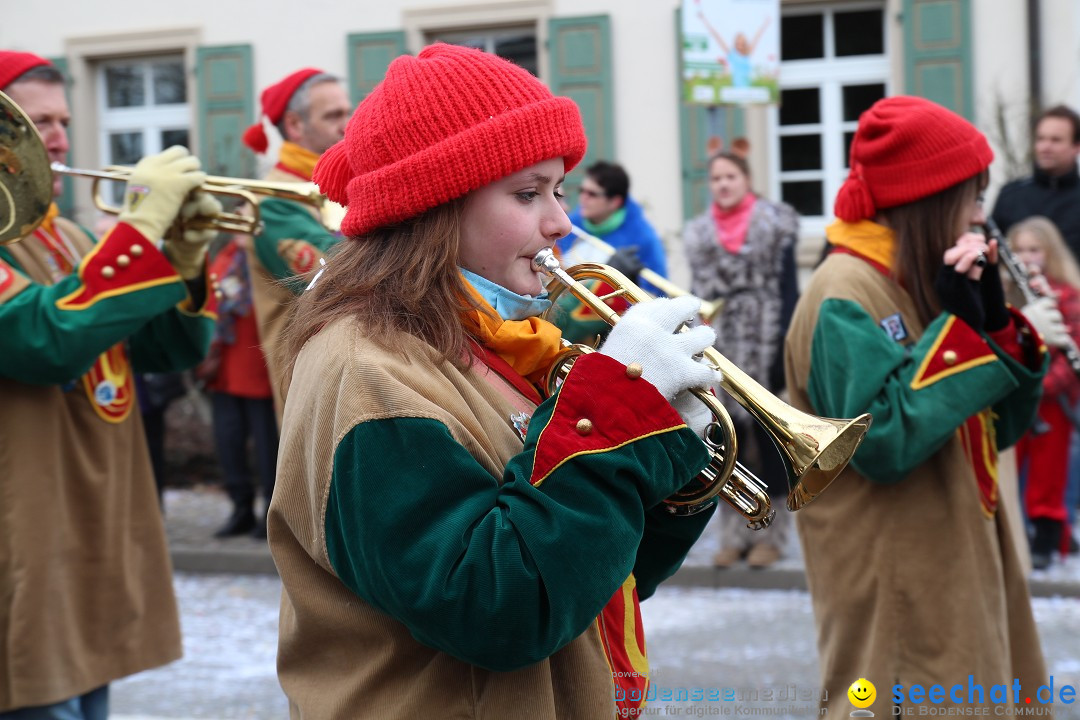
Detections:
[992, 104, 1080, 558]
[682, 149, 799, 569]
[1007, 216, 1080, 568]
[198, 235, 279, 539]
[554, 161, 668, 343]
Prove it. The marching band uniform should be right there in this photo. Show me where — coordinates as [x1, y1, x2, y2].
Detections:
[785, 98, 1050, 717]
[268, 44, 717, 719]
[0, 211, 217, 712]
[242, 69, 342, 418]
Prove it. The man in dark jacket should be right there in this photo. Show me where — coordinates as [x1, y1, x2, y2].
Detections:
[992, 105, 1080, 255]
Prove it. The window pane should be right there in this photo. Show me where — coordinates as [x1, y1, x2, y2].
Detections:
[105, 66, 145, 108]
[152, 61, 187, 105]
[782, 181, 823, 217]
[834, 10, 884, 57]
[780, 134, 822, 171]
[844, 131, 856, 167]
[161, 128, 190, 150]
[842, 83, 885, 122]
[781, 14, 824, 60]
[109, 132, 144, 203]
[494, 34, 538, 76]
[779, 88, 820, 126]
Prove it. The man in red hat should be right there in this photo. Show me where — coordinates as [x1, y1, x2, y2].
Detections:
[0, 51, 220, 718]
[206, 69, 348, 540]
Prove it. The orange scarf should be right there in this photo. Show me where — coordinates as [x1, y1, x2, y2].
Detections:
[38, 202, 61, 233]
[276, 141, 320, 181]
[460, 279, 565, 386]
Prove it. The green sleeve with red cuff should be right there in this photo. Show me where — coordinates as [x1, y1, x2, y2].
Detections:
[324, 352, 711, 672]
[0, 222, 216, 384]
[807, 299, 1046, 484]
[253, 198, 340, 290]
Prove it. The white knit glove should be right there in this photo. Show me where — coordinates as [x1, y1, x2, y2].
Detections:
[671, 386, 719, 437]
[118, 146, 206, 242]
[599, 295, 719, 400]
[164, 192, 222, 279]
[1022, 296, 1070, 348]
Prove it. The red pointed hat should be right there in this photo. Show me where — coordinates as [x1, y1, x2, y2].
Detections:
[0, 51, 54, 90]
[242, 67, 326, 154]
[313, 43, 588, 238]
[834, 96, 993, 222]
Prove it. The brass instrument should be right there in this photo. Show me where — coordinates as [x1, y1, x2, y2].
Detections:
[0, 90, 343, 245]
[987, 217, 1080, 377]
[566, 223, 723, 323]
[533, 249, 872, 527]
[1, 91, 53, 244]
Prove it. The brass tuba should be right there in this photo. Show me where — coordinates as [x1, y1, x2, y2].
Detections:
[533, 249, 872, 528]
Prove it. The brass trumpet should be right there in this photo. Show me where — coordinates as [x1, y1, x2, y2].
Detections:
[566, 223, 723, 323]
[533, 249, 872, 527]
[0, 90, 343, 245]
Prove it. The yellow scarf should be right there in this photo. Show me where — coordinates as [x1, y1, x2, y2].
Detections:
[38, 202, 60, 234]
[459, 279, 565, 386]
[277, 141, 320, 180]
[825, 219, 897, 272]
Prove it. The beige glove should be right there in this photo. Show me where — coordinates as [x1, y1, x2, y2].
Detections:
[117, 146, 206, 242]
[1021, 296, 1071, 348]
[164, 192, 223, 279]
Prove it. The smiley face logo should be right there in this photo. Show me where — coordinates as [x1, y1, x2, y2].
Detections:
[848, 678, 876, 709]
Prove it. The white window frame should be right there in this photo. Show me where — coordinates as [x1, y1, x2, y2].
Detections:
[97, 55, 190, 169]
[767, 2, 891, 238]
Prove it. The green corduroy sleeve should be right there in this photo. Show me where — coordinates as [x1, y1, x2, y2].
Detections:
[0, 243, 190, 384]
[253, 198, 339, 289]
[325, 389, 710, 672]
[807, 298, 1043, 484]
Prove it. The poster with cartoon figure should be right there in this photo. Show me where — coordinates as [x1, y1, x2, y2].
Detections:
[682, 0, 779, 105]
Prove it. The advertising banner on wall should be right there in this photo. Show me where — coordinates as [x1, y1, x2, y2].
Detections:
[682, 0, 780, 105]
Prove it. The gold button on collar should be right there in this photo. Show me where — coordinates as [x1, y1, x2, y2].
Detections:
[943, 350, 958, 366]
[129, 244, 144, 257]
[116, 254, 131, 267]
[101, 265, 115, 279]
[625, 362, 643, 379]
[575, 418, 593, 435]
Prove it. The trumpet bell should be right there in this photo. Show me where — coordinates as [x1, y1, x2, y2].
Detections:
[0, 91, 53, 244]
[533, 249, 872, 524]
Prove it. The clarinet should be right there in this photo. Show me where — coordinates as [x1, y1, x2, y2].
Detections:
[985, 217, 1080, 377]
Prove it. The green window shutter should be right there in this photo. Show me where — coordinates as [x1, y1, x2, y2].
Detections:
[47, 55, 75, 216]
[195, 45, 254, 178]
[902, 0, 973, 119]
[675, 9, 743, 221]
[548, 15, 613, 192]
[346, 32, 407, 106]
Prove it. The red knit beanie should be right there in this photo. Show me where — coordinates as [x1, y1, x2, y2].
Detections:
[834, 96, 993, 222]
[242, 67, 325, 154]
[314, 43, 588, 238]
[0, 51, 53, 90]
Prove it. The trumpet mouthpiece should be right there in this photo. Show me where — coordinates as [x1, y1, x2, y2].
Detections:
[532, 248, 561, 274]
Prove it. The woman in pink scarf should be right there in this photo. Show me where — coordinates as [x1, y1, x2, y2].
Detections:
[681, 150, 800, 569]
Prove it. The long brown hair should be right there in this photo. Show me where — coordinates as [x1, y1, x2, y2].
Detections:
[281, 196, 483, 379]
[878, 171, 987, 326]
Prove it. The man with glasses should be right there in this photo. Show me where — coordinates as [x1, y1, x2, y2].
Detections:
[559, 161, 668, 292]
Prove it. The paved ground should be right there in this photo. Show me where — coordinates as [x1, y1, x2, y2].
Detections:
[110, 574, 1080, 720]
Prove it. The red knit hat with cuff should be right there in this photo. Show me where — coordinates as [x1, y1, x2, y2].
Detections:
[0, 51, 54, 90]
[834, 95, 994, 222]
[242, 67, 325, 154]
[313, 43, 587, 238]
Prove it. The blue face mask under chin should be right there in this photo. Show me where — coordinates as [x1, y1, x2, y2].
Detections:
[460, 268, 552, 321]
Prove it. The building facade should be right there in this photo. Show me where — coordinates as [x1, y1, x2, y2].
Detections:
[3, 0, 1077, 277]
